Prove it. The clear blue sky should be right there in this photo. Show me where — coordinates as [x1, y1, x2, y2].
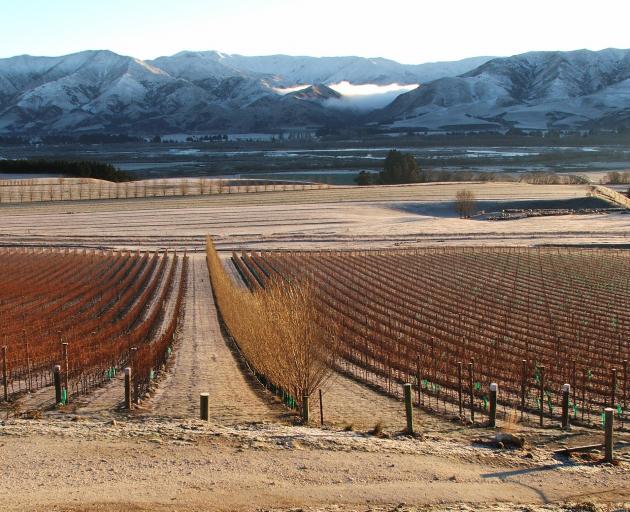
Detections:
[3, 0, 630, 63]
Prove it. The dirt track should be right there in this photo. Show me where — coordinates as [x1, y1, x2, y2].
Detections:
[147, 254, 286, 424]
[1, 417, 628, 512]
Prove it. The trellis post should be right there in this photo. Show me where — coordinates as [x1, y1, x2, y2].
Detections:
[2, 346, 8, 401]
[457, 361, 463, 418]
[319, 389, 324, 426]
[604, 408, 614, 463]
[561, 383, 570, 430]
[302, 393, 310, 424]
[53, 365, 62, 404]
[62, 342, 69, 401]
[539, 365, 545, 427]
[468, 361, 475, 422]
[200, 393, 209, 421]
[520, 359, 527, 419]
[489, 383, 498, 428]
[404, 383, 413, 434]
[124, 367, 132, 410]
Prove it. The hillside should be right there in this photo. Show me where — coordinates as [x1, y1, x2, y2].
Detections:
[0, 50, 489, 134]
[5, 48, 630, 134]
[376, 48, 630, 132]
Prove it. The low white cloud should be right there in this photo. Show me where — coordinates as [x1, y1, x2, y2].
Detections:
[328, 81, 418, 97]
[273, 81, 418, 111]
[326, 81, 418, 111]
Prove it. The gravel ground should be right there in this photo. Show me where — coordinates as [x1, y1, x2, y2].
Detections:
[0, 417, 628, 512]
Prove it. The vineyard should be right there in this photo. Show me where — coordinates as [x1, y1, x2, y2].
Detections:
[0, 248, 187, 410]
[232, 247, 630, 429]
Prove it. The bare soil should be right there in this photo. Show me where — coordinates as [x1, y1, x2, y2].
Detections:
[0, 417, 628, 512]
[146, 254, 287, 424]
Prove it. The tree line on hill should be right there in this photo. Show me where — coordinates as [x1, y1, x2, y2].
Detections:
[0, 160, 132, 182]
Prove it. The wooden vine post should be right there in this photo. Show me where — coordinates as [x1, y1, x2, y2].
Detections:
[489, 383, 498, 428]
[130, 347, 138, 404]
[53, 365, 62, 404]
[319, 389, 324, 426]
[416, 355, 421, 406]
[604, 407, 614, 463]
[623, 360, 628, 411]
[520, 359, 527, 419]
[468, 361, 475, 422]
[200, 393, 209, 421]
[539, 365, 545, 427]
[457, 361, 463, 418]
[302, 393, 310, 424]
[2, 346, 7, 401]
[24, 329, 32, 392]
[124, 367, 132, 410]
[62, 342, 69, 401]
[561, 383, 570, 429]
[404, 383, 413, 434]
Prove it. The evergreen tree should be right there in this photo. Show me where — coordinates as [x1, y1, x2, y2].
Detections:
[378, 150, 420, 184]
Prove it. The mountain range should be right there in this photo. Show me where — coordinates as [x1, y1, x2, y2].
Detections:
[376, 48, 630, 133]
[1, 48, 629, 135]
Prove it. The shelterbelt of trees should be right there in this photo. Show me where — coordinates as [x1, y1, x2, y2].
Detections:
[0, 159, 132, 182]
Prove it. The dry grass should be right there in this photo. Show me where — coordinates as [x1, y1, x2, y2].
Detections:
[206, 238, 338, 406]
[370, 421, 384, 437]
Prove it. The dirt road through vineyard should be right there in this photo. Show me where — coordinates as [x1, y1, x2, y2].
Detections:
[148, 254, 287, 424]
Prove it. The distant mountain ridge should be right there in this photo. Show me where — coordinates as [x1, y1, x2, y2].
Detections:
[2, 48, 630, 135]
[375, 48, 630, 132]
[0, 50, 490, 134]
[150, 51, 491, 86]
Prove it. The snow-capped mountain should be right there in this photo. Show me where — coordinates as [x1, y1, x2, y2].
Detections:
[4, 48, 630, 135]
[0, 50, 207, 133]
[376, 49, 630, 132]
[0, 50, 490, 134]
[150, 51, 491, 87]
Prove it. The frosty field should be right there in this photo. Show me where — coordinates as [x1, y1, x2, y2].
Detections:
[0, 177, 628, 511]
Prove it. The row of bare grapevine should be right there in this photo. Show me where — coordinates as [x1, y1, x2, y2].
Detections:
[237, 247, 629, 428]
[0, 248, 186, 405]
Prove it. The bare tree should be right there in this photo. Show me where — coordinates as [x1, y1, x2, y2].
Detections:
[455, 189, 477, 218]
